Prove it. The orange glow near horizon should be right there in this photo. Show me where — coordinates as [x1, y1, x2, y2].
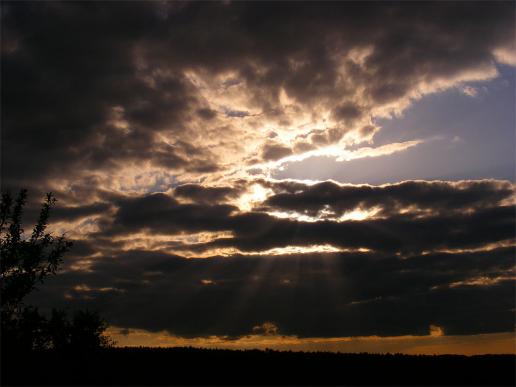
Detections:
[105, 326, 516, 355]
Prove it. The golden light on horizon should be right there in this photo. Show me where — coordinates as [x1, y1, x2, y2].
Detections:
[106, 326, 516, 356]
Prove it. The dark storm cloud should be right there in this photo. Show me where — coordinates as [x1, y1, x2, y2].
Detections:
[1, 2, 210, 188]
[16, 199, 113, 234]
[28, 247, 515, 338]
[107, 192, 238, 235]
[2, 2, 514, 189]
[332, 102, 364, 123]
[174, 184, 242, 204]
[197, 1, 513, 110]
[261, 179, 515, 217]
[49, 202, 114, 222]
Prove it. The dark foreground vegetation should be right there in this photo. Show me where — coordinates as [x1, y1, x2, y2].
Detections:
[2, 346, 515, 386]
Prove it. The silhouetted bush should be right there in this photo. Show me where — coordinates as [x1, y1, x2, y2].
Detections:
[0, 190, 112, 355]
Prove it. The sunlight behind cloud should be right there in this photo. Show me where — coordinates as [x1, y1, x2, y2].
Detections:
[253, 140, 425, 178]
[236, 184, 273, 211]
[339, 208, 380, 221]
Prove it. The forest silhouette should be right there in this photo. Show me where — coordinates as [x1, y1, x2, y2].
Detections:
[1, 190, 514, 386]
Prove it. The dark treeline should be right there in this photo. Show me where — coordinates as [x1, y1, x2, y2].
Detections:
[2, 346, 515, 386]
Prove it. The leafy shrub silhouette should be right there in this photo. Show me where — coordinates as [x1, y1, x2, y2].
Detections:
[1, 190, 113, 353]
[1, 190, 71, 313]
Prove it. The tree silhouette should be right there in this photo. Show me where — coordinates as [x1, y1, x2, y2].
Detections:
[0, 190, 113, 353]
[47, 308, 113, 352]
[1, 190, 72, 316]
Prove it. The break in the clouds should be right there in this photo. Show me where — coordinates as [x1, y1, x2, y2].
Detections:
[3, 1, 515, 350]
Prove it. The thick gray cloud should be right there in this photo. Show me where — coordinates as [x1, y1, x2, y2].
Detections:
[174, 184, 242, 204]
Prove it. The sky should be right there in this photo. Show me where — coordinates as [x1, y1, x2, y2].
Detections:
[2, 1, 515, 354]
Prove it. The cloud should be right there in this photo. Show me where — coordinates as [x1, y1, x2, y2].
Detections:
[461, 86, 479, 97]
[260, 179, 514, 218]
[250, 139, 423, 173]
[2, 2, 514, 193]
[203, 205, 514, 255]
[4, 2, 515, 344]
[429, 325, 445, 337]
[174, 184, 242, 204]
[197, 108, 218, 120]
[252, 322, 280, 336]
[336, 140, 423, 162]
[106, 193, 238, 236]
[332, 102, 364, 123]
[27, 246, 515, 338]
[52, 179, 514, 257]
[21, 178, 514, 339]
[261, 142, 293, 161]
